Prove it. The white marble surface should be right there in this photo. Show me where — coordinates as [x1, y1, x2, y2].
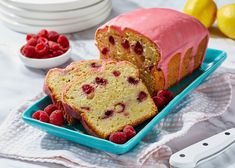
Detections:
[0, 0, 235, 167]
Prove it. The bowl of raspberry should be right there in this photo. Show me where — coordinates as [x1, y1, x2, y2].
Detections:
[19, 29, 71, 69]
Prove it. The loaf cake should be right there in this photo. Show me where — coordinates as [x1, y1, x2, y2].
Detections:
[62, 60, 157, 139]
[44, 60, 105, 123]
[96, 8, 209, 94]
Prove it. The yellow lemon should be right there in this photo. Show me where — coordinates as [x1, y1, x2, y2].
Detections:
[217, 4, 235, 39]
[183, 0, 217, 28]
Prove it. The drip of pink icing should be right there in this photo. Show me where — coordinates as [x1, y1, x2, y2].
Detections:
[97, 8, 209, 88]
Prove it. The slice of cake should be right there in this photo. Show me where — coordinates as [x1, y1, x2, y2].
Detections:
[62, 60, 157, 139]
[44, 60, 105, 123]
[95, 8, 209, 94]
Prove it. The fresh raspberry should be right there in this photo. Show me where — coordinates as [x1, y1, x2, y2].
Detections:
[101, 48, 109, 55]
[91, 62, 101, 68]
[123, 125, 136, 140]
[127, 76, 139, 85]
[82, 84, 94, 94]
[37, 37, 48, 44]
[109, 36, 115, 45]
[112, 70, 121, 77]
[42, 54, 54, 59]
[95, 77, 108, 86]
[133, 41, 143, 55]
[48, 31, 59, 42]
[44, 104, 57, 116]
[114, 103, 125, 113]
[121, 40, 130, 49]
[60, 46, 69, 52]
[39, 111, 49, 123]
[35, 43, 49, 56]
[52, 50, 64, 57]
[49, 110, 64, 126]
[152, 96, 167, 110]
[38, 29, 48, 38]
[21, 45, 37, 58]
[157, 90, 174, 103]
[32, 110, 43, 120]
[57, 35, 69, 48]
[27, 38, 37, 46]
[109, 132, 127, 144]
[48, 41, 60, 51]
[137, 91, 147, 102]
[26, 34, 38, 41]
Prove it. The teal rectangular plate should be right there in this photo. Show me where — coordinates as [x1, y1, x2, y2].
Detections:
[22, 48, 227, 154]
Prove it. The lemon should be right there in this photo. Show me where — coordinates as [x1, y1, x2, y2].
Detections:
[183, 0, 217, 28]
[217, 4, 235, 39]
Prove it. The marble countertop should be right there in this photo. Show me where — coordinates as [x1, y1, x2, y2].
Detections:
[0, 0, 235, 167]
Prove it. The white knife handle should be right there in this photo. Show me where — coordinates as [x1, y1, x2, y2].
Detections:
[169, 128, 235, 168]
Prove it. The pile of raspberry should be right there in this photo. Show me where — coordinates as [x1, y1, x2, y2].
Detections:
[32, 104, 64, 126]
[21, 29, 69, 59]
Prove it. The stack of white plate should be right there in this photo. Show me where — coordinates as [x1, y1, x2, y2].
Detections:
[0, 0, 112, 33]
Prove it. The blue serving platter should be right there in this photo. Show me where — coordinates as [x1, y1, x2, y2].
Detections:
[22, 48, 227, 154]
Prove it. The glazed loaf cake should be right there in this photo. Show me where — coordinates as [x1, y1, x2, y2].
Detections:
[44, 60, 104, 123]
[96, 8, 209, 94]
[62, 60, 157, 139]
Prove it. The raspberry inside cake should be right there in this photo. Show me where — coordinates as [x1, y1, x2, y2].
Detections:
[62, 61, 157, 139]
[96, 8, 209, 94]
[44, 60, 105, 123]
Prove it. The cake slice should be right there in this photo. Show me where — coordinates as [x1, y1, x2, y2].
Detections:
[62, 60, 157, 139]
[44, 60, 105, 123]
[96, 8, 209, 94]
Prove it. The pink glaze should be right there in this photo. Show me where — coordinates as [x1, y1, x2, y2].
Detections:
[97, 8, 209, 88]
[81, 116, 99, 137]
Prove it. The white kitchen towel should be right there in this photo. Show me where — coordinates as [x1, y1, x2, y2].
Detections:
[0, 72, 233, 168]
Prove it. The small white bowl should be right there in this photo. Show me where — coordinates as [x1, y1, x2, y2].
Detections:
[19, 47, 71, 69]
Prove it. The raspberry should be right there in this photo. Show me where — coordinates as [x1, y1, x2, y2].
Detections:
[109, 36, 115, 45]
[127, 76, 139, 85]
[38, 29, 48, 38]
[80, 106, 90, 111]
[48, 41, 60, 51]
[112, 70, 121, 77]
[32, 110, 43, 120]
[91, 62, 101, 68]
[21, 45, 37, 58]
[95, 77, 108, 86]
[42, 54, 53, 59]
[157, 90, 173, 103]
[109, 132, 127, 144]
[152, 96, 167, 110]
[49, 110, 64, 126]
[37, 37, 48, 44]
[39, 111, 49, 123]
[123, 125, 136, 140]
[57, 35, 69, 48]
[35, 43, 49, 56]
[133, 41, 143, 55]
[52, 50, 64, 57]
[121, 40, 130, 49]
[48, 31, 59, 42]
[101, 110, 114, 119]
[114, 103, 125, 113]
[26, 34, 37, 41]
[44, 104, 57, 116]
[101, 48, 109, 55]
[82, 84, 94, 94]
[137, 91, 147, 102]
[27, 38, 37, 46]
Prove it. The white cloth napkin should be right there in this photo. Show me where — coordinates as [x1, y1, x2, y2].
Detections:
[0, 72, 233, 168]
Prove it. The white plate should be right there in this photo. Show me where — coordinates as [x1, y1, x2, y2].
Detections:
[0, 2, 110, 26]
[0, 4, 112, 34]
[6, 0, 102, 12]
[0, 0, 110, 20]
